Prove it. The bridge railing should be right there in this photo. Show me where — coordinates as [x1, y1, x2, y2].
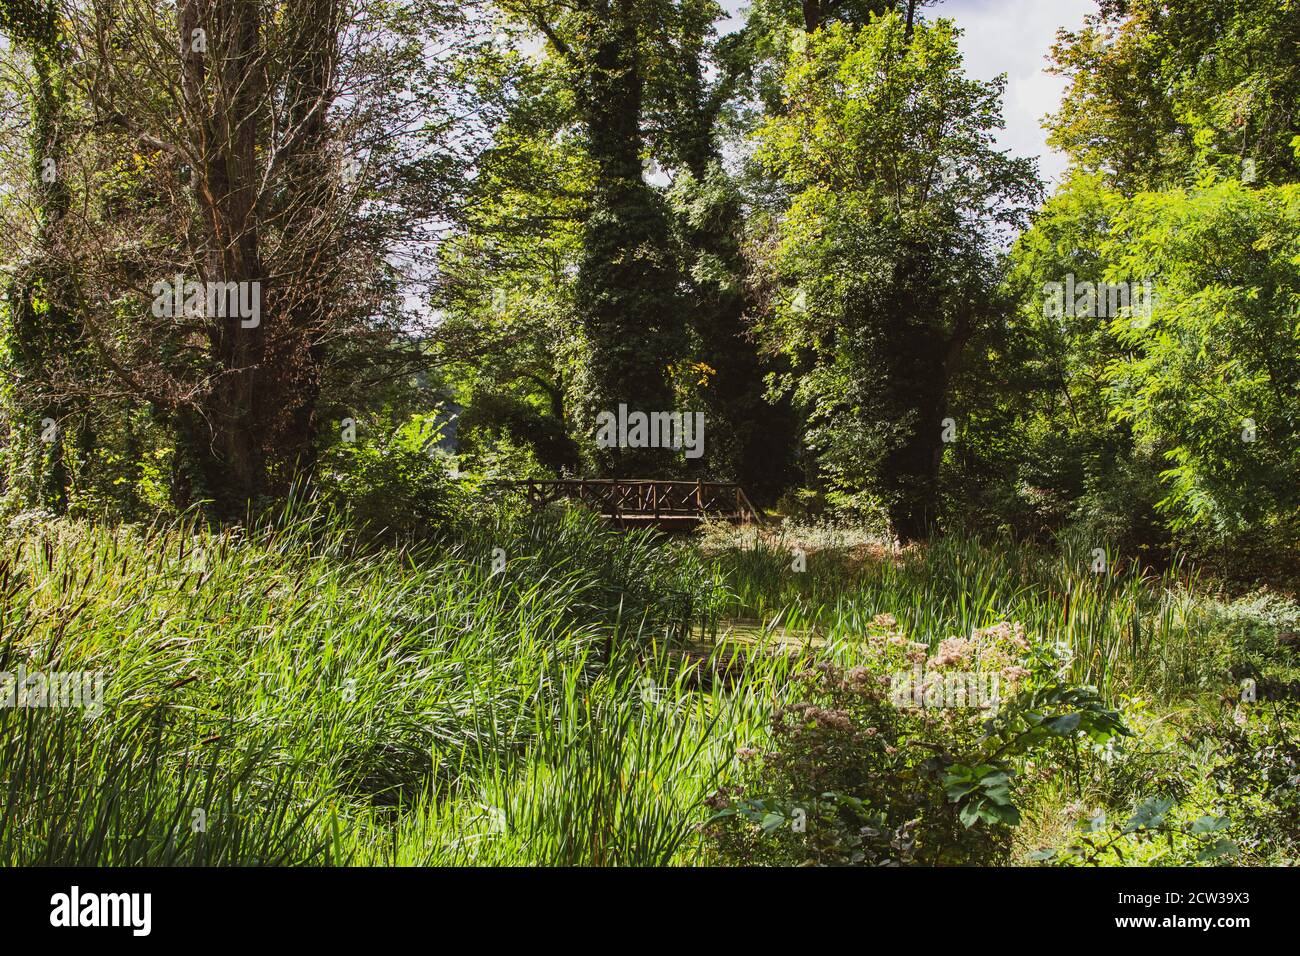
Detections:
[486, 479, 764, 525]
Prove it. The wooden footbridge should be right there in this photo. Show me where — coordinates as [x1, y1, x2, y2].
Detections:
[493, 479, 764, 529]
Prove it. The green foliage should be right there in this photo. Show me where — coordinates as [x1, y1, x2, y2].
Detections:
[456, 389, 576, 476]
[667, 160, 787, 489]
[462, 504, 723, 637]
[1045, 0, 1300, 191]
[1105, 180, 1300, 534]
[1032, 795, 1239, 866]
[706, 523, 1279, 701]
[3, 0, 1300, 872]
[1196, 703, 1300, 862]
[703, 658, 1013, 866]
[3, 503, 1295, 867]
[961, 172, 1144, 542]
[0, 506, 748, 864]
[313, 420, 460, 542]
[981, 168, 1300, 572]
[703, 619, 1125, 864]
[753, 13, 1038, 537]
[431, 48, 589, 478]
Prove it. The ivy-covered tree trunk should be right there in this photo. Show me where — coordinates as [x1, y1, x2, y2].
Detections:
[567, 1, 684, 476]
[675, 167, 768, 485]
[1, 2, 83, 512]
[668, 6, 793, 495]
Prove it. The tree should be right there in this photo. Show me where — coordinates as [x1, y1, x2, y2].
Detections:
[431, 31, 590, 476]
[0, 0, 496, 518]
[754, 13, 1038, 539]
[993, 171, 1168, 547]
[1104, 180, 1300, 535]
[652, 0, 784, 489]
[1046, 0, 1300, 193]
[508, 0, 687, 475]
[1005, 0, 1300, 562]
[0, 0, 87, 512]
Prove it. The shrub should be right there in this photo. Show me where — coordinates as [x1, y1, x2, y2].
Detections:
[1197, 703, 1300, 864]
[703, 620, 1128, 865]
[703, 658, 1011, 865]
[314, 438, 459, 543]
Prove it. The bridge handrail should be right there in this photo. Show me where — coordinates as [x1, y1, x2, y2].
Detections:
[483, 478, 764, 525]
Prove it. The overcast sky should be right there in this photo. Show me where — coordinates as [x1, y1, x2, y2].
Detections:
[719, 0, 1097, 186]
[941, 0, 1095, 185]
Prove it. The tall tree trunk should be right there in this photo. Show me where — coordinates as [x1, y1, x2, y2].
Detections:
[177, 0, 268, 516]
[571, 0, 683, 476]
[2, 3, 81, 512]
[873, 243, 959, 542]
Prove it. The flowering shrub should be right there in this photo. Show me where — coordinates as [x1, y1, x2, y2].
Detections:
[703, 618, 1128, 865]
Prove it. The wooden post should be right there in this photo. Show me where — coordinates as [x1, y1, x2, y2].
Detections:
[737, 486, 763, 526]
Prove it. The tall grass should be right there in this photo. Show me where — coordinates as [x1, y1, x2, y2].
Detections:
[2, 504, 1253, 865]
[707, 526, 1236, 698]
[0, 507, 779, 865]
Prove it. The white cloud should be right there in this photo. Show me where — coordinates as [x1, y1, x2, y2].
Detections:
[941, 0, 1095, 187]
